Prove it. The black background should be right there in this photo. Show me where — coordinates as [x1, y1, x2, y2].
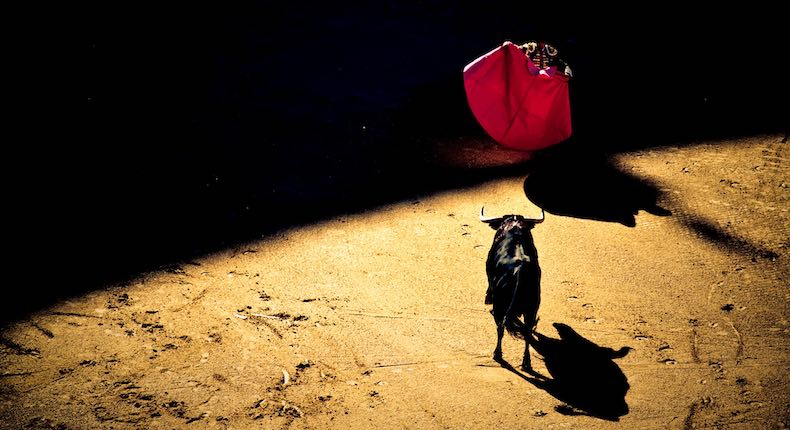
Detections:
[31, 3, 788, 323]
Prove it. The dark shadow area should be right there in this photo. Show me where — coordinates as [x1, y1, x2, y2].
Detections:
[521, 141, 781, 260]
[676, 217, 780, 261]
[19, 5, 784, 324]
[526, 323, 631, 421]
[523, 142, 671, 226]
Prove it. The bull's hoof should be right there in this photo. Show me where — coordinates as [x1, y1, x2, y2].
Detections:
[521, 360, 532, 372]
[493, 352, 504, 363]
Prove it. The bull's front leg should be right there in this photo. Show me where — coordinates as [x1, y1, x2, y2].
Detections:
[494, 323, 505, 362]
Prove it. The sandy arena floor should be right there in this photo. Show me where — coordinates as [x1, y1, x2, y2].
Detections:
[1, 135, 788, 429]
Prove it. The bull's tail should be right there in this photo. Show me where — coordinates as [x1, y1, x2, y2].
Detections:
[502, 266, 526, 339]
[504, 315, 526, 339]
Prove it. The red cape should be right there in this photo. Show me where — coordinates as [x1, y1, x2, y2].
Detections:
[463, 41, 572, 151]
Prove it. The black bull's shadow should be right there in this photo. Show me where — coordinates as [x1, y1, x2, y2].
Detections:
[497, 323, 631, 421]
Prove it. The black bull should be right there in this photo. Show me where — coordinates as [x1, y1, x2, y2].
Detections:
[481, 207, 544, 371]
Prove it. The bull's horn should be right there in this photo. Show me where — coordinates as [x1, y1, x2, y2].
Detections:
[479, 206, 502, 223]
[528, 209, 545, 224]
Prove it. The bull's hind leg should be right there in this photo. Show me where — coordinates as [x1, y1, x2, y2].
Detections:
[521, 307, 540, 371]
[521, 329, 532, 371]
[520, 319, 538, 371]
[494, 323, 505, 362]
[521, 271, 541, 372]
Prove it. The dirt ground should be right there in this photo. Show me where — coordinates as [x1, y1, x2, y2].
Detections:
[2, 134, 788, 429]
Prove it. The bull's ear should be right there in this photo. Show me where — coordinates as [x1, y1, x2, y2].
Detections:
[483, 219, 503, 230]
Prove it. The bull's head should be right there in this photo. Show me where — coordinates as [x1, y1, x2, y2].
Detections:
[479, 206, 545, 230]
